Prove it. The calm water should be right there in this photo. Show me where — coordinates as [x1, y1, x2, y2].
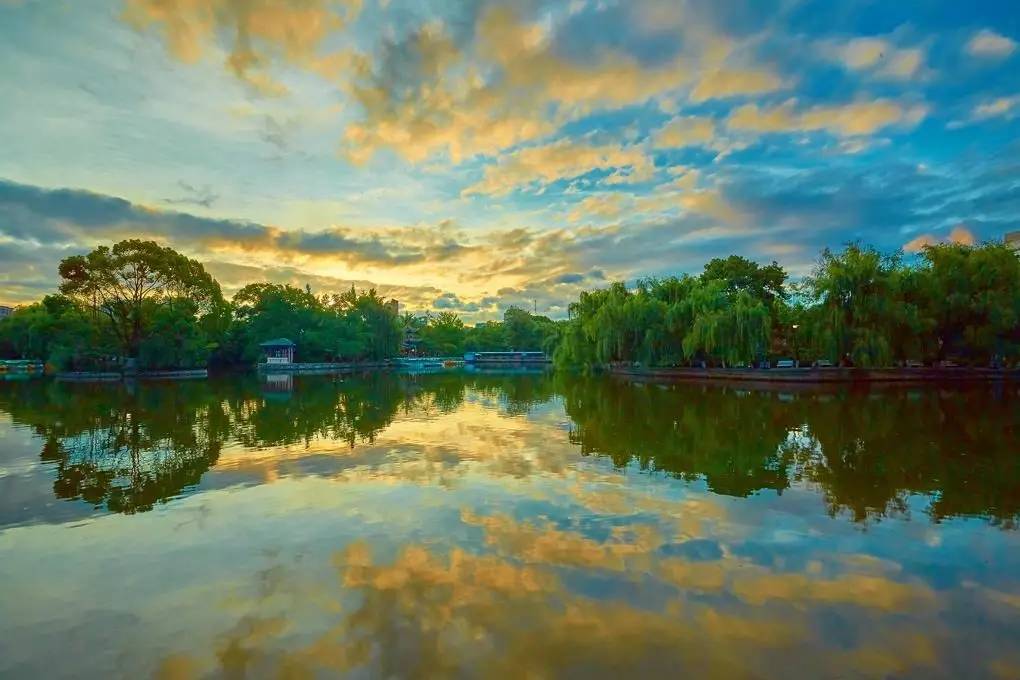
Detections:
[1, 371, 1019, 679]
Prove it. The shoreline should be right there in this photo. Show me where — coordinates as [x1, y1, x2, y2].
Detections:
[56, 369, 210, 382]
[609, 365, 1020, 384]
[258, 361, 390, 374]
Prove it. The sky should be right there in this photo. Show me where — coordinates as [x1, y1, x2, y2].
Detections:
[1, 0, 1018, 319]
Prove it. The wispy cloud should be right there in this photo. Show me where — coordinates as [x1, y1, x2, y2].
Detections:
[727, 99, 928, 137]
[163, 181, 220, 208]
[822, 37, 926, 80]
[965, 29, 1017, 59]
[463, 140, 653, 196]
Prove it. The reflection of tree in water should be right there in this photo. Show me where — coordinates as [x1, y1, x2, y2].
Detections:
[560, 376, 799, 497]
[226, 373, 406, 449]
[0, 372, 557, 514]
[0, 380, 230, 513]
[790, 386, 1020, 527]
[561, 377, 1020, 526]
[1, 374, 1016, 524]
[396, 371, 556, 417]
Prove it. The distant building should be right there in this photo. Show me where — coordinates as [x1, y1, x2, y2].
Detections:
[0, 305, 12, 320]
[1006, 231, 1020, 252]
[260, 338, 296, 364]
[402, 320, 421, 355]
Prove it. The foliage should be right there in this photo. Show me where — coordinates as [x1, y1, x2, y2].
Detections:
[556, 241, 1020, 369]
[231, 283, 400, 363]
[411, 307, 561, 356]
[917, 243, 1020, 363]
[418, 312, 466, 356]
[4, 239, 1019, 371]
[57, 239, 222, 358]
[138, 300, 212, 370]
[701, 255, 788, 310]
[0, 295, 115, 370]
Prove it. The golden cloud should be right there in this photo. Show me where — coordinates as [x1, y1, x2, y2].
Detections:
[971, 95, 1020, 121]
[727, 98, 928, 137]
[653, 115, 718, 148]
[825, 37, 925, 80]
[568, 193, 630, 223]
[341, 5, 726, 164]
[966, 29, 1017, 59]
[903, 225, 975, 253]
[690, 67, 785, 102]
[677, 188, 746, 224]
[463, 139, 654, 196]
[124, 0, 361, 96]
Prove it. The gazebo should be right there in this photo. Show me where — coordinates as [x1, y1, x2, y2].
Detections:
[260, 338, 296, 364]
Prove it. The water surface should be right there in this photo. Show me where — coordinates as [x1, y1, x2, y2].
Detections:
[1, 371, 1019, 678]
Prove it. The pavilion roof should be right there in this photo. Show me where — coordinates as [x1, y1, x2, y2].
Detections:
[259, 338, 296, 347]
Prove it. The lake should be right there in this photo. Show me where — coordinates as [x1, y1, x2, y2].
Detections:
[1, 371, 1019, 678]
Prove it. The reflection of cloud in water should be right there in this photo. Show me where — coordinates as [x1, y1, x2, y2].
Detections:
[156, 528, 964, 679]
[215, 399, 582, 489]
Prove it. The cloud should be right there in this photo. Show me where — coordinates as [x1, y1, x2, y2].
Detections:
[162, 181, 219, 208]
[902, 225, 975, 252]
[690, 67, 785, 102]
[971, 95, 1020, 121]
[5, 142, 1019, 316]
[203, 260, 446, 310]
[966, 29, 1017, 59]
[653, 116, 719, 149]
[823, 37, 925, 80]
[123, 0, 362, 95]
[727, 98, 928, 137]
[430, 291, 496, 313]
[0, 179, 471, 269]
[568, 193, 629, 222]
[339, 4, 737, 164]
[946, 95, 1020, 128]
[463, 139, 654, 196]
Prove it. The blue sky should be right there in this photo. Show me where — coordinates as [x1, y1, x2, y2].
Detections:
[1, 0, 1018, 318]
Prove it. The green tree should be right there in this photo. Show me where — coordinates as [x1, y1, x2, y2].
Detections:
[702, 255, 787, 309]
[804, 244, 903, 366]
[58, 240, 222, 359]
[0, 295, 113, 370]
[138, 300, 212, 370]
[233, 283, 329, 362]
[917, 242, 1020, 364]
[465, 320, 508, 352]
[419, 312, 466, 356]
[681, 281, 771, 366]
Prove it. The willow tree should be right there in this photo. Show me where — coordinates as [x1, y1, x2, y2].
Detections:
[58, 240, 222, 359]
[805, 244, 901, 367]
[917, 242, 1020, 363]
[681, 281, 771, 366]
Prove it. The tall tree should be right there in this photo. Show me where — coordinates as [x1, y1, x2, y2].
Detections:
[419, 312, 466, 356]
[917, 242, 1020, 363]
[58, 240, 222, 358]
[805, 244, 901, 366]
[702, 255, 788, 309]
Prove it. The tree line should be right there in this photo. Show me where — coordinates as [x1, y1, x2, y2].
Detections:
[2, 238, 1018, 370]
[0, 239, 559, 371]
[554, 242, 1020, 369]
